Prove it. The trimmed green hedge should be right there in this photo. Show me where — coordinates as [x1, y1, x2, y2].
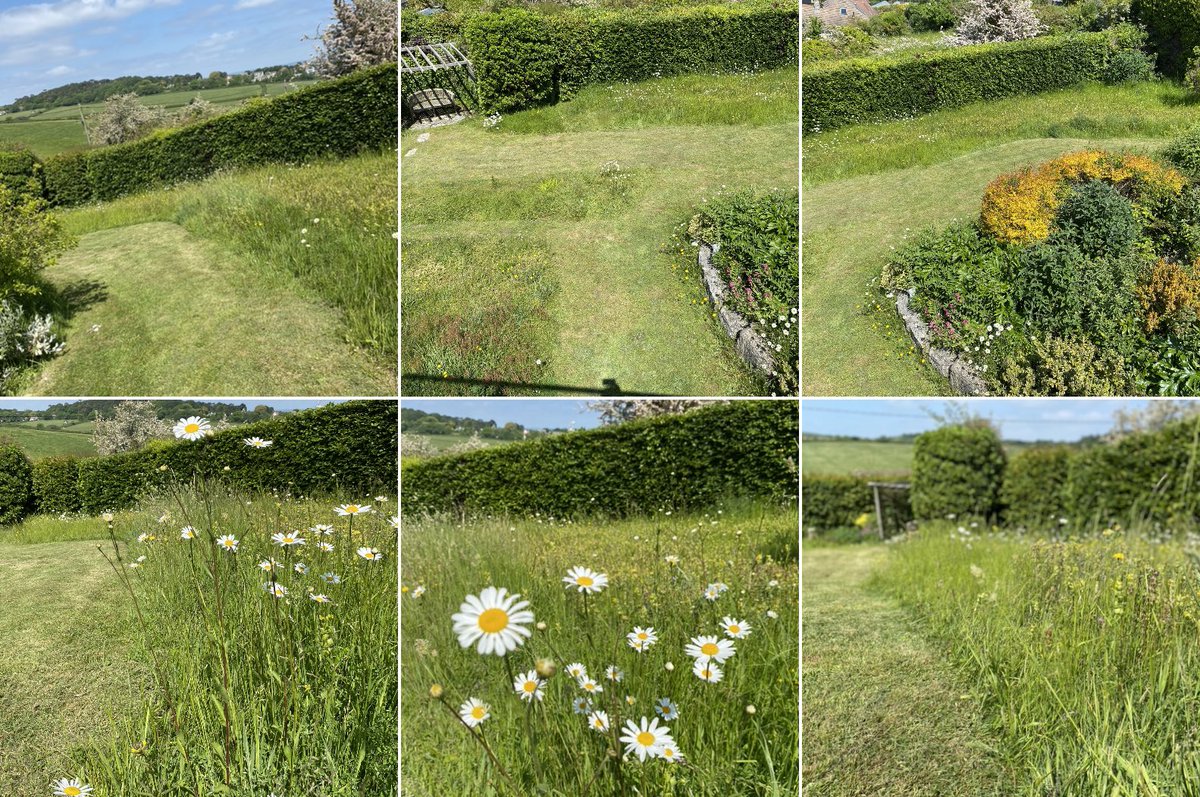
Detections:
[400, 9, 465, 44]
[32, 456, 82, 515]
[1132, 0, 1200, 77]
[0, 149, 43, 198]
[0, 445, 32, 525]
[802, 473, 912, 537]
[43, 64, 397, 207]
[1065, 417, 1200, 527]
[911, 425, 1006, 521]
[76, 401, 397, 514]
[1000, 447, 1072, 530]
[803, 31, 1134, 133]
[464, 5, 799, 113]
[402, 402, 798, 517]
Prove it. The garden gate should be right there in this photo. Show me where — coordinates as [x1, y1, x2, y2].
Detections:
[867, 481, 911, 539]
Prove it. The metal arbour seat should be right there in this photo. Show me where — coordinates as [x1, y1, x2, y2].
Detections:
[400, 42, 477, 126]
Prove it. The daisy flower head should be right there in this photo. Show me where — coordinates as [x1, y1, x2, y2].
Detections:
[411, 585, 426, 599]
[703, 581, 729, 602]
[357, 546, 383, 561]
[587, 710, 610, 733]
[262, 582, 288, 599]
[271, 531, 305, 547]
[626, 695, 636, 706]
[136, 532, 153, 543]
[665, 554, 680, 565]
[721, 616, 752, 639]
[173, 416, 211, 440]
[577, 676, 603, 695]
[216, 534, 239, 553]
[452, 586, 534, 656]
[459, 697, 490, 728]
[309, 593, 334, 604]
[563, 565, 608, 594]
[257, 558, 280, 572]
[310, 524, 335, 536]
[654, 697, 679, 721]
[294, 562, 308, 574]
[180, 526, 196, 540]
[335, 503, 372, 516]
[692, 658, 723, 683]
[317, 541, 334, 552]
[659, 744, 683, 763]
[620, 716, 675, 762]
[626, 626, 657, 652]
[52, 779, 93, 796]
[572, 696, 593, 715]
[390, 515, 400, 529]
[243, 437, 273, 448]
[605, 665, 624, 683]
[321, 572, 341, 584]
[513, 670, 544, 702]
[685, 634, 736, 664]
[566, 662, 587, 680]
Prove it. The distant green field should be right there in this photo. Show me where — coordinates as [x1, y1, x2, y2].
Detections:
[406, 432, 511, 452]
[803, 438, 1043, 476]
[0, 81, 313, 157]
[0, 425, 96, 460]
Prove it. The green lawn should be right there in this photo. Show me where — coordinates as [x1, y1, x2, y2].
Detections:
[401, 68, 798, 396]
[0, 425, 96, 459]
[802, 439, 914, 475]
[801, 544, 1013, 796]
[14, 152, 396, 396]
[800, 80, 1200, 395]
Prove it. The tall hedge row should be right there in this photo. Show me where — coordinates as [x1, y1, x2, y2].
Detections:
[0, 445, 32, 525]
[1132, 0, 1200, 77]
[802, 473, 912, 537]
[75, 401, 397, 514]
[402, 402, 798, 518]
[463, 5, 798, 113]
[43, 64, 397, 208]
[999, 447, 1072, 530]
[32, 456, 82, 515]
[803, 31, 1131, 133]
[912, 425, 1007, 521]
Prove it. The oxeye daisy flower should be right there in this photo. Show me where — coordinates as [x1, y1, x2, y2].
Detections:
[659, 744, 683, 763]
[309, 593, 334, 604]
[620, 716, 675, 762]
[335, 503, 372, 516]
[452, 586, 534, 656]
[566, 662, 587, 680]
[317, 541, 334, 552]
[262, 582, 288, 599]
[587, 710, 610, 733]
[692, 659, 723, 683]
[294, 562, 308, 574]
[411, 585, 426, 599]
[390, 515, 400, 529]
[572, 696, 593, 715]
[721, 616, 752, 639]
[310, 524, 335, 536]
[605, 665, 623, 682]
[216, 534, 239, 552]
[654, 698, 679, 721]
[577, 676, 603, 695]
[272, 531, 305, 547]
[685, 634, 736, 664]
[513, 670, 544, 701]
[459, 697, 490, 727]
[180, 526, 196, 540]
[243, 437, 273, 448]
[357, 546, 383, 561]
[625, 695, 636, 706]
[321, 572, 341, 584]
[257, 558, 281, 572]
[703, 581, 729, 602]
[52, 779, 93, 796]
[562, 565, 608, 594]
[173, 416, 210, 440]
[136, 532, 151, 543]
[627, 626, 658, 651]
[665, 554, 680, 565]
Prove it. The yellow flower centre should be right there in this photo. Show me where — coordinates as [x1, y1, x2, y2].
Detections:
[594, 718, 603, 728]
[701, 642, 719, 656]
[637, 632, 648, 640]
[478, 608, 509, 633]
[584, 682, 594, 691]
[64, 788, 82, 797]
[637, 731, 655, 747]
[471, 706, 486, 719]
[577, 576, 593, 587]
[729, 625, 740, 634]
[664, 748, 675, 757]
[523, 681, 536, 692]
[346, 505, 359, 513]
[184, 423, 199, 434]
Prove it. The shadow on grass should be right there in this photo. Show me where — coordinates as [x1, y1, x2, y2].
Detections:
[401, 373, 667, 396]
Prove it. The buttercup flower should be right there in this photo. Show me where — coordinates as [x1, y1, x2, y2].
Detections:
[620, 716, 675, 762]
[452, 586, 534, 655]
[513, 670, 544, 702]
[173, 416, 211, 440]
[563, 565, 608, 594]
[459, 697, 490, 727]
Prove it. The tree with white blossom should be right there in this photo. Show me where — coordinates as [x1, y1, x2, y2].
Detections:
[952, 0, 1044, 45]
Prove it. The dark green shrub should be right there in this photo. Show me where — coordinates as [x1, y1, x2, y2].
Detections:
[1000, 446, 1072, 529]
[802, 26, 875, 65]
[911, 425, 1006, 521]
[0, 444, 32, 525]
[1163, 126, 1200, 181]
[463, 10, 557, 113]
[402, 402, 798, 518]
[77, 401, 397, 514]
[400, 9, 465, 43]
[44, 64, 397, 208]
[802, 473, 912, 537]
[32, 456, 82, 514]
[1103, 48, 1157, 82]
[804, 31, 1128, 132]
[861, 7, 910, 36]
[907, 0, 957, 31]
[1132, 0, 1200, 77]
[0, 149, 43, 198]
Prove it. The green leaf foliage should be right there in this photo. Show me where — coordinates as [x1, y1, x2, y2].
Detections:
[31, 455, 82, 515]
[402, 402, 798, 518]
[999, 446, 1072, 530]
[0, 444, 33, 525]
[802, 473, 912, 537]
[1132, 0, 1200, 77]
[43, 64, 397, 208]
[911, 424, 1007, 521]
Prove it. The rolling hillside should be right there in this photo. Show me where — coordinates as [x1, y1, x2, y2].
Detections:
[0, 425, 95, 459]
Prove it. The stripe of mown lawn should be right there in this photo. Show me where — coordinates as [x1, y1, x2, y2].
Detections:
[802, 544, 1014, 796]
[0, 541, 141, 794]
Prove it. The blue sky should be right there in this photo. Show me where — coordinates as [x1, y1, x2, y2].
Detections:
[0, 398, 359, 412]
[803, 399, 1160, 442]
[403, 400, 604, 431]
[0, 0, 335, 105]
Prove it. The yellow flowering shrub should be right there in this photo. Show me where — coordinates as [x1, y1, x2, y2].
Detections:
[980, 151, 1187, 246]
[1136, 258, 1200, 335]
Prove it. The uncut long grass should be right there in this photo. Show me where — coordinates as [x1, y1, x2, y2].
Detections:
[401, 503, 800, 796]
[876, 522, 1200, 796]
[70, 487, 397, 796]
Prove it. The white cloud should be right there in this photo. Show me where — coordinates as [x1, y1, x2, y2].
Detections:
[46, 65, 73, 76]
[0, 0, 181, 39]
[0, 41, 82, 65]
[234, 0, 277, 8]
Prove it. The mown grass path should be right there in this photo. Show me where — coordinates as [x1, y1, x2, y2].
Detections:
[802, 544, 1013, 796]
[0, 540, 138, 795]
[20, 222, 394, 395]
[402, 114, 797, 395]
[802, 136, 1154, 396]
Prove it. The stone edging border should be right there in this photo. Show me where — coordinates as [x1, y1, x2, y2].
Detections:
[698, 243, 776, 376]
[895, 289, 989, 396]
